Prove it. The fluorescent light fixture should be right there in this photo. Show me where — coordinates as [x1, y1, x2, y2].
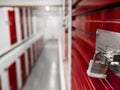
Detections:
[45, 6, 50, 11]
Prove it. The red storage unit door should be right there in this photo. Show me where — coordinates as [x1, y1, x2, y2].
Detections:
[8, 62, 18, 90]
[26, 9, 29, 37]
[0, 78, 1, 90]
[27, 48, 32, 73]
[20, 54, 26, 86]
[32, 44, 36, 64]
[33, 43, 36, 61]
[8, 9, 17, 45]
[35, 42, 38, 59]
[19, 8, 25, 40]
[33, 43, 37, 60]
[30, 10, 33, 35]
[72, 4, 120, 90]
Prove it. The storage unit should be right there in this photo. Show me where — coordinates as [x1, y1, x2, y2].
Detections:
[27, 48, 32, 73]
[8, 62, 18, 90]
[0, 7, 44, 90]
[71, 0, 120, 90]
[1, 0, 120, 90]
[20, 53, 27, 86]
[19, 8, 25, 40]
[8, 9, 17, 45]
[32, 44, 36, 64]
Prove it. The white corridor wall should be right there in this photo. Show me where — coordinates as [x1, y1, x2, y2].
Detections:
[44, 15, 62, 41]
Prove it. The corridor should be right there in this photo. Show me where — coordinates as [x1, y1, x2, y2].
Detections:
[22, 40, 60, 90]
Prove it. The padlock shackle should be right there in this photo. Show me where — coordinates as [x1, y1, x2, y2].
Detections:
[93, 51, 103, 62]
[93, 51, 110, 64]
[93, 51, 107, 61]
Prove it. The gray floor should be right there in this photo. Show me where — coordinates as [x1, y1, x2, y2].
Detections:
[22, 40, 60, 90]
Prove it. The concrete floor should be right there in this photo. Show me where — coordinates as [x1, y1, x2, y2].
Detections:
[22, 40, 60, 90]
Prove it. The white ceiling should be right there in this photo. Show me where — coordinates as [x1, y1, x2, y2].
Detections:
[0, 0, 62, 6]
[32, 7, 61, 16]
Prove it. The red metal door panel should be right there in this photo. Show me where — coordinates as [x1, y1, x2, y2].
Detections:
[107, 70, 120, 90]
[19, 8, 25, 40]
[72, 46, 91, 89]
[0, 78, 1, 90]
[20, 54, 26, 86]
[73, 48, 94, 90]
[26, 9, 29, 37]
[8, 62, 18, 90]
[72, 58, 86, 90]
[33, 43, 37, 61]
[72, 42, 112, 90]
[72, 5, 120, 90]
[34, 43, 37, 60]
[27, 48, 32, 73]
[36, 41, 39, 59]
[32, 44, 36, 63]
[8, 10, 17, 45]
[72, 28, 114, 90]
[30, 10, 33, 35]
[72, 0, 120, 16]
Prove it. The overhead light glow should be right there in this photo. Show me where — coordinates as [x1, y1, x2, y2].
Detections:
[3, 7, 14, 11]
[45, 6, 50, 11]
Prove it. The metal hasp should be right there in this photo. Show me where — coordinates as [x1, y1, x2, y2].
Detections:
[87, 30, 120, 78]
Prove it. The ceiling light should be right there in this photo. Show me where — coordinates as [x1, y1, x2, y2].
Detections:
[45, 6, 50, 11]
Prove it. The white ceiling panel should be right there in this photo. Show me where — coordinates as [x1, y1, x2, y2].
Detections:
[0, 0, 62, 6]
[32, 7, 60, 16]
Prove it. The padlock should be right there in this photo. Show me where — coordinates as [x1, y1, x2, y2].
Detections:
[113, 55, 120, 62]
[109, 53, 120, 77]
[87, 52, 109, 78]
[110, 64, 120, 77]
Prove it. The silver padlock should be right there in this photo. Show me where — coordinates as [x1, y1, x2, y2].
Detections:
[110, 54, 120, 77]
[110, 64, 120, 77]
[87, 52, 109, 78]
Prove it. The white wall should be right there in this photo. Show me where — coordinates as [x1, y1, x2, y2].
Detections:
[32, 7, 63, 41]
[44, 15, 61, 40]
